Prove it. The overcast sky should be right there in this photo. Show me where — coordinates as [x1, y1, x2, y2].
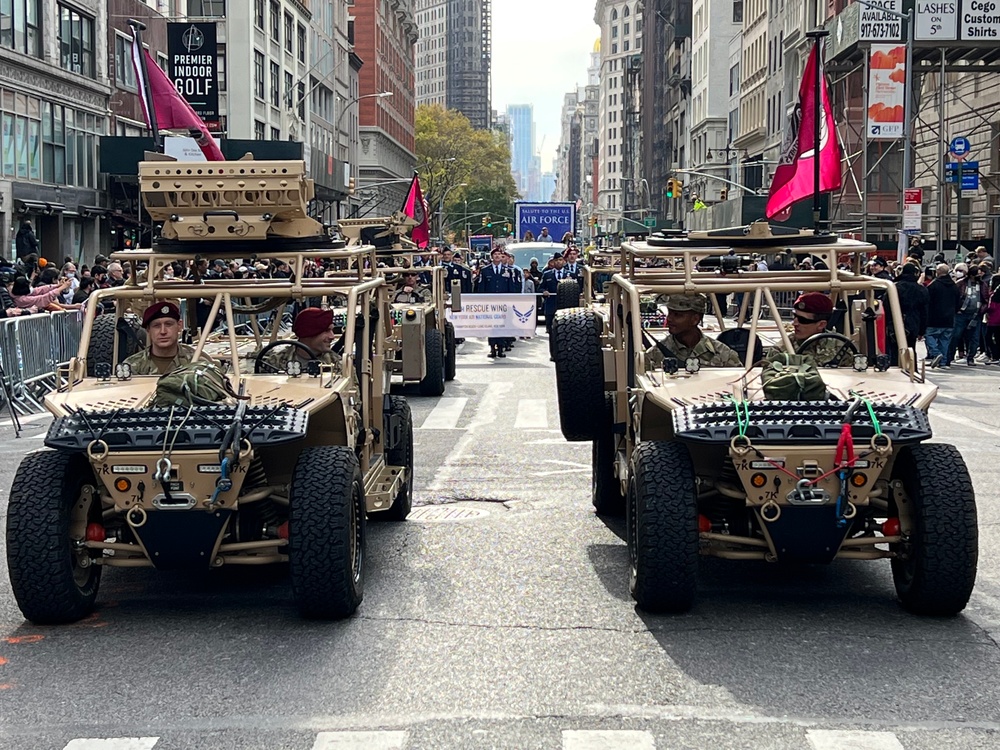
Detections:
[492, 1, 600, 174]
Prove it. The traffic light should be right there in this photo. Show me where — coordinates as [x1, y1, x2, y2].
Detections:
[481, 216, 487, 227]
[591, 215, 598, 228]
[506, 223, 512, 234]
[719, 188, 728, 201]
[348, 176, 356, 195]
[665, 179, 677, 199]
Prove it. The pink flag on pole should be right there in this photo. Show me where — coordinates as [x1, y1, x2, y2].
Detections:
[765, 42, 841, 220]
[402, 174, 430, 248]
[131, 28, 224, 161]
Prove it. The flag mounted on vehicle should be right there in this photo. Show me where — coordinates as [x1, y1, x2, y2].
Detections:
[402, 173, 430, 248]
[130, 24, 224, 161]
[765, 40, 841, 220]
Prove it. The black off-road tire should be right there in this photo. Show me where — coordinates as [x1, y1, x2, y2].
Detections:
[890, 443, 978, 616]
[556, 278, 581, 310]
[419, 327, 446, 396]
[6, 450, 102, 624]
[593, 393, 625, 516]
[444, 321, 457, 381]
[552, 308, 605, 441]
[288, 446, 366, 619]
[87, 315, 144, 377]
[380, 396, 413, 521]
[627, 441, 699, 613]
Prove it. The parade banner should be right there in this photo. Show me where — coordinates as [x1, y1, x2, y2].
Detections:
[446, 294, 537, 338]
[867, 44, 906, 139]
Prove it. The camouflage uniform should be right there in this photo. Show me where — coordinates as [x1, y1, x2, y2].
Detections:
[123, 343, 201, 376]
[646, 334, 742, 368]
[263, 346, 342, 375]
[392, 285, 431, 304]
[766, 338, 855, 368]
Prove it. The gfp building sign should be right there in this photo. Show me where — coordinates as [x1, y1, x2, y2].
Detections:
[167, 22, 219, 129]
[915, 0, 1000, 41]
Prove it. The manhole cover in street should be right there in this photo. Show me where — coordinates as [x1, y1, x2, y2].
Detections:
[409, 505, 490, 522]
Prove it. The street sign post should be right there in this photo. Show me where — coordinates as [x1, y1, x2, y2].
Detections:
[945, 161, 979, 190]
[949, 136, 971, 158]
[643, 216, 656, 228]
[902, 188, 922, 232]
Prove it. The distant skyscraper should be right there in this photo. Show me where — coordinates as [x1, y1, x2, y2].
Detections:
[415, 0, 493, 129]
[507, 104, 535, 199]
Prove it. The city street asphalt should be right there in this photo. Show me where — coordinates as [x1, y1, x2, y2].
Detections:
[0, 334, 998, 749]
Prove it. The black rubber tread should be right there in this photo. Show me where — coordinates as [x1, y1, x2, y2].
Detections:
[593, 393, 625, 516]
[288, 446, 365, 619]
[86, 315, 116, 377]
[627, 441, 699, 613]
[552, 308, 605, 441]
[556, 278, 581, 310]
[444, 321, 457, 381]
[6, 450, 101, 624]
[890, 443, 978, 616]
[380, 395, 413, 521]
[419, 327, 446, 396]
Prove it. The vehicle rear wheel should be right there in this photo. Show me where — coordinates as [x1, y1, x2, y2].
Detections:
[444, 321, 457, 381]
[419, 327, 446, 396]
[380, 395, 413, 521]
[552, 308, 605, 441]
[556, 278, 581, 310]
[6, 450, 102, 624]
[627, 441, 699, 613]
[288, 446, 365, 619]
[593, 393, 624, 516]
[890, 443, 978, 616]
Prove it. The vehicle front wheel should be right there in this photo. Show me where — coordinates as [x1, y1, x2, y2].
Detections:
[444, 321, 457, 382]
[419, 327, 446, 396]
[288, 446, 366, 619]
[890, 443, 978, 616]
[627, 441, 699, 613]
[6, 450, 102, 624]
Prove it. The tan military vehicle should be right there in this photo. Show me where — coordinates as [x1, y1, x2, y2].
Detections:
[338, 217, 459, 394]
[553, 222, 977, 616]
[6, 156, 412, 624]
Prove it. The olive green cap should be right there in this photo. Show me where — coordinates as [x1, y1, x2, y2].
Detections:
[664, 294, 707, 314]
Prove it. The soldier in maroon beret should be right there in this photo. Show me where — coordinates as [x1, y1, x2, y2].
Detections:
[766, 292, 853, 366]
[123, 301, 203, 375]
[264, 307, 342, 374]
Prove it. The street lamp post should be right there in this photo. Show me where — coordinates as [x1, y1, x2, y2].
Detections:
[705, 144, 749, 200]
[438, 182, 467, 239]
[336, 90, 393, 132]
[464, 197, 483, 246]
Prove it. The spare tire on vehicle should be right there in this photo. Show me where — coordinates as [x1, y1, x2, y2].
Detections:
[556, 278, 581, 310]
[552, 308, 605, 441]
[86, 315, 144, 377]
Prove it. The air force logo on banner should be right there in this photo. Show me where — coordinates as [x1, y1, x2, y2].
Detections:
[513, 305, 534, 324]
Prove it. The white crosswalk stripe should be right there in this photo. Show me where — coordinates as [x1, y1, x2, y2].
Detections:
[562, 730, 655, 750]
[63, 740, 159, 750]
[806, 729, 906, 750]
[514, 398, 549, 429]
[418, 397, 468, 429]
[311, 731, 408, 749]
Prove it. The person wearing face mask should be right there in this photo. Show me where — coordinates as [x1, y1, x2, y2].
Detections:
[61, 262, 79, 304]
[946, 263, 990, 366]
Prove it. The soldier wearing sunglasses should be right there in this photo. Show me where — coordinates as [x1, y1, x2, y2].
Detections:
[768, 292, 855, 367]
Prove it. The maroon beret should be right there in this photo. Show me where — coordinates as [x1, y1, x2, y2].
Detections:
[793, 292, 834, 317]
[141, 301, 181, 328]
[293, 307, 334, 338]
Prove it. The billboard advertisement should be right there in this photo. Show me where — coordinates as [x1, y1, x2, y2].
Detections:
[167, 22, 219, 129]
[514, 202, 576, 243]
[867, 44, 906, 140]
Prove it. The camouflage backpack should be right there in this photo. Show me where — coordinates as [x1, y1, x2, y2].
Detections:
[152, 361, 238, 408]
[761, 353, 827, 401]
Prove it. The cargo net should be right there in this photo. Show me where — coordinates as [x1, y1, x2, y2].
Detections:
[673, 401, 931, 445]
[45, 405, 308, 452]
[139, 160, 325, 242]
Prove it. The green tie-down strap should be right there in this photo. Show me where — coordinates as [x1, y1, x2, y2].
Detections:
[761, 354, 827, 401]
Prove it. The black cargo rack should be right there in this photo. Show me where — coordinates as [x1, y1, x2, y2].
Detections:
[673, 401, 931, 445]
[45, 406, 308, 452]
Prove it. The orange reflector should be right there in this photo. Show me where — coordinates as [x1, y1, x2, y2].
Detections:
[114, 477, 131, 492]
[86, 523, 105, 542]
[882, 517, 900, 536]
[851, 473, 867, 487]
[278, 522, 290, 540]
[698, 514, 711, 533]
[750, 472, 767, 488]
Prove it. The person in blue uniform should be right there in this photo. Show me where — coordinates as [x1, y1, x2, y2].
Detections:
[442, 247, 473, 294]
[475, 246, 518, 358]
[539, 252, 568, 335]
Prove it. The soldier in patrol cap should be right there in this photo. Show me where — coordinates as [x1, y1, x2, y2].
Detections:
[766, 291, 854, 367]
[123, 301, 206, 375]
[645, 294, 742, 369]
[263, 307, 343, 374]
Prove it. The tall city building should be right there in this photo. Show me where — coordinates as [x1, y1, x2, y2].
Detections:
[507, 103, 534, 199]
[595, 0, 642, 230]
[353, 0, 418, 215]
[415, 0, 492, 129]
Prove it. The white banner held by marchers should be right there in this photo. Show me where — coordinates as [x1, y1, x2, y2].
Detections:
[447, 294, 537, 338]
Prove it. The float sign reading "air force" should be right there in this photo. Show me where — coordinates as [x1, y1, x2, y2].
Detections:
[167, 22, 219, 129]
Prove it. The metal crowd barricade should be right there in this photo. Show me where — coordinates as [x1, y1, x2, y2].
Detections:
[0, 310, 85, 416]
